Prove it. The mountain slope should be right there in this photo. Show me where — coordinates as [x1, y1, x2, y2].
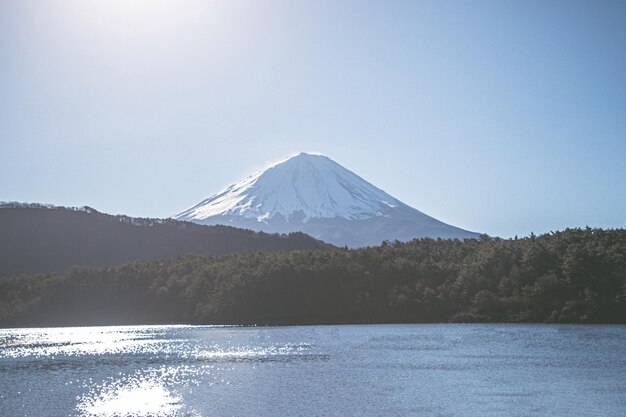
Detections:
[0, 203, 330, 276]
[175, 153, 479, 246]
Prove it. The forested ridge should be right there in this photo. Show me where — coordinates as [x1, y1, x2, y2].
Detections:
[0, 204, 330, 275]
[1, 228, 625, 327]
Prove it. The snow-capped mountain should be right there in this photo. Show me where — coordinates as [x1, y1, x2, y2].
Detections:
[174, 153, 479, 247]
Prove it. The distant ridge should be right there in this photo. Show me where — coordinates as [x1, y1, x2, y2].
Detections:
[175, 153, 480, 247]
[0, 203, 330, 276]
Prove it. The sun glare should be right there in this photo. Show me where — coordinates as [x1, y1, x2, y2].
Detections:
[58, 0, 217, 41]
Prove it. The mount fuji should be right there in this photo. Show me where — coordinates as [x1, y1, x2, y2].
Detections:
[174, 153, 480, 247]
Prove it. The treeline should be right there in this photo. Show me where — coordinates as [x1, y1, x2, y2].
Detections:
[1, 228, 625, 327]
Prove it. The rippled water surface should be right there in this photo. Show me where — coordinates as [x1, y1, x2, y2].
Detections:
[1, 324, 625, 416]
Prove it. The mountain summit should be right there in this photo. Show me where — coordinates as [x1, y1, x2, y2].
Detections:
[174, 153, 479, 246]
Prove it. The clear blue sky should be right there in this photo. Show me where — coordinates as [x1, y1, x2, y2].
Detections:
[1, 0, 625, 237]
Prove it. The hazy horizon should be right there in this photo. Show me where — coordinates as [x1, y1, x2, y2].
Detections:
[1, 0, 625, 238]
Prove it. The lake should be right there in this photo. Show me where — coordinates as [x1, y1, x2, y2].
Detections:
[0, 324, 624, 416]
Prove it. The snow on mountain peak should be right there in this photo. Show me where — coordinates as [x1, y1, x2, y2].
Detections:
[175, 153, 402, 223]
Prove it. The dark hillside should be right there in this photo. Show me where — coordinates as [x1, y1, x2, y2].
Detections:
[0, 203, 331, 275]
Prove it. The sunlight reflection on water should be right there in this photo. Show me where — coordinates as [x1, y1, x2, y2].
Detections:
[0, 325, 322, 416]
[1, 324, 625, 417]
[0, 325, 194, 358]
[77, 379, 185, 417]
